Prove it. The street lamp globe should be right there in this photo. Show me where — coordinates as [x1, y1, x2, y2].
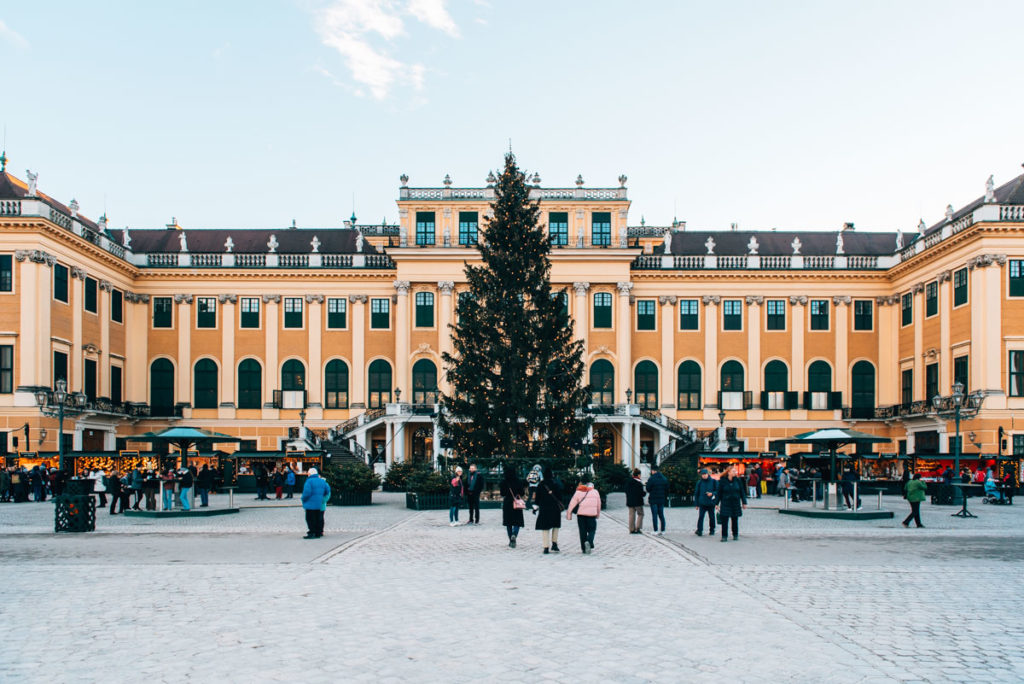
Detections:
[952, 381, 964, 407]
[34, 390, 48, 407]
[54, 378, 67, 404]
[932, 394, 942, 411]
[718, 409, 726, 426]
[74, 392, 87, 408]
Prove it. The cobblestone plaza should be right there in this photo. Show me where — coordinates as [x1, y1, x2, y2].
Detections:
[2, 494, 1022, 683]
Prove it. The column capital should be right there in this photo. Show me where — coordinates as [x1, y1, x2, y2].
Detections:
[125, 292, 150, 304]
[701, 295, 720, 305]
[937, 270, 952, 284]
[262, 294, 281, 303]
[348, 294, 368, 303]
[911, 282, 924, 295]
[572, 281, 591, 295]
[70, 266, 88, 280]
[745, 295, 764, 305]
[305, 294, 324, 303]
[15, 249, 56, 266]
[218, 293, 238, 304]
[393, 280, 411, 296]
[99, 279, 113, 292]
[658, 295, 677, 305]
[616, 281, 633, 296]
[437, 281, 455, 295]
[173, 293, 193, 304]
[789, 295, 807, 305]
[831, 295, 851, 306]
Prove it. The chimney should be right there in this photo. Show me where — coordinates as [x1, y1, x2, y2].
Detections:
[730, 222, 738, 231]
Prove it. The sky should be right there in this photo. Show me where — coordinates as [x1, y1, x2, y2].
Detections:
[2, 0, 1024, 234]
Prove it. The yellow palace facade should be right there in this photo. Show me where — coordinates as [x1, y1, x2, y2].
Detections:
[2, 161, 1024, 475]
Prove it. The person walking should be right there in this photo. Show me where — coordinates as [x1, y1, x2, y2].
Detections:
[646, 465, 669, 536]
[534, 466, 563, 553]
[694, 468, 718, 536]
[716, 466, 747, 542]
[196, 464, 214, 507]
[0, 467, 10, 503]
[841, 466, 861, 510]
[448, 466, 465, 526]
[29, 466, 43, 502]
[284, 466, 296, 499]
[525, 464, 542, 509]
[300, 467, 331, 539]
[566, 481, 600, 554]
[108, 469, 125, 514]
[465, 464, 485, 525]
[625, 468, 645, 534]
[178, 467, 194, 511]
[130, 467, 145, 510]
[902, 473, 927, 528]
[272, 468, 284, 500]
[499, 465, 525, 548]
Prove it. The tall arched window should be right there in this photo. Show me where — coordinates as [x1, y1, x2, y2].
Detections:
[237, 359, 262, 409]
[368, 359, 392, 408]
[193, 359, 218, 409]
[590, 359, 614, 406]
[412, 359, 438, 405]
[807, 360, 832, 409]
[719, 360, 745, 410]
[150, 359, 174, 416]
[763, 360, 789, 410]
[281, 359, 306, 391]
[325, 360, 349, 409]
[633, 361, 658, 409]
[851, 361, 876, 418]
[677, 361, 701, 410]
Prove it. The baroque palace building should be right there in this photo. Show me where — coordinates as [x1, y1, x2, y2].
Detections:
[1, 159, 1024, 475]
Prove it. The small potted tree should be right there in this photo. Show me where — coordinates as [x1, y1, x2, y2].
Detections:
[405, 467, 451, 510]
[323, 461, 380, 506]
[662, 459, 698, 506]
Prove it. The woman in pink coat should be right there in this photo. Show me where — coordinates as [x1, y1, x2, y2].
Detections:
[565, 481, 601, 554]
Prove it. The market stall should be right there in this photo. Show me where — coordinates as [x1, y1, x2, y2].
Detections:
[227, 451, 325, 493]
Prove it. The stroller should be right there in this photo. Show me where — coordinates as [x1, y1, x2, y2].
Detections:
[982, 478, 1009, 505]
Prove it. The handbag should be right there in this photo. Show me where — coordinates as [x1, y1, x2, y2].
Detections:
[512, 495, 526, 510]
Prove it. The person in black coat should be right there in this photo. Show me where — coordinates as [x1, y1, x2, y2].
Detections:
[499, 465, 525, 548]
[716, 466, 747, 542]
[108, 470, 124, 514]
[646, 465, 669, 534]
[625, 468, 646, 534]
[196, 465, 215, 507]
[465, 464, 486, 524]
[534, 466, 563, 553]
[693, 468, 718, 536]
[841, 467, 861, 510]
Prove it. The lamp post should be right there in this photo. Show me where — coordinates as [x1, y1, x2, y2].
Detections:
[34, 379, 87, 473]
[718, 409, 726, 427]
[933, 381, 965, 475]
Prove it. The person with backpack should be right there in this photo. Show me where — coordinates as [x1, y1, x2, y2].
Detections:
[566, 481, 600, 554]
[525, 464, 542, 509]
[646, 465, 669, 536]
[534, 466, 563, 553]
[625, 468, 645, 534]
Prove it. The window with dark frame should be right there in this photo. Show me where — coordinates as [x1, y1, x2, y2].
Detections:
[677, 360, 701, 409]
[415, 211, 435, 246]
[327, 298, 347, 329]
[637, 300, 656, 330]
[458, 211, 478, 245]
[111, 289, 123, 323]
[901, 292, 913, 326]
[592, 212, 611, 246]
[1014, 434, 1024, 456]
[593, 292, 612, 328]
[84, 277, 97, 313]
[765, 299, 785, 330]
[53, 350, 68, 386]
[240, 297, 260, 328]
[84, 358, 97, 400]
[0, 345, 12, 393]
[1010, 260, 1024, 297]
[953, 355, 969, 392]
[237, 359, 262, 409]
[1010, 351, 1024, 397]
[548, 212, 568, 246]
[854, 299, 873, 330]
[926, 281, 938, 317]
[722, 300, 742, 330]
[925, 362, 938, 403]
[153, 297, 173, 328]
[901, 368, 913, 406]
[283, 297, 303, 329]
[324, 359, 349, 409]
[193, 359, 218, 409]
[54, 263, 69, 303]
[368, 359, 392, 408]
[415, 291, 434, 328]
[953, 268, 968, 305]
[370, 298, 390, 329]
[809, 299, 829, 330]
[679, 299, 698, 330]
[0, 254, 11, 292]
[110, 365, 122, 405]
[196, 297, 217, 328]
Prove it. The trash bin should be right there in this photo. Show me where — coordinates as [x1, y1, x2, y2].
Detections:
[55, 495, 96, 533]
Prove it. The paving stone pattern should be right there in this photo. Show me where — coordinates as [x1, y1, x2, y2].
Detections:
[1, 493, 1022, 682]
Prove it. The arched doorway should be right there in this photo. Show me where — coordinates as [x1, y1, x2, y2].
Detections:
[851, 361, 876, 419]
[807, 360, 832, 409]
[150, 359, 174, 416]
[368, 360, 392, 408]
[633, 361, 658, 409]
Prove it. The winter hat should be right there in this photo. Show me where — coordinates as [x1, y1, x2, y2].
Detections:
[699, 468, 708, 474]
[308, 467, 318, 476]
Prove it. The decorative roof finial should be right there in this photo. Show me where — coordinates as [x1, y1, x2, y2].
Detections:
[945, 204, 954, 222]
[640, 215, 645, 227]
[618, 174, 627, 188]
[310, 236, 321, 253]
[399, 174, 409, 187]
[985, 174, 996, 203]
[0, 150, 6, 172]
[290, 218, 296, 229]
[918, 218, 926, 234]
[575, 174, 584, 187]
[443, 173, 452, 187]
[98, 213, 108, 232]
[531, 172, 541, 186]
[69, 198, 79, 218]
[791, 237, 802, 255]
[350, 211, 357, 225]
[267, 234, 279, 253]
[486, 170, 496, 186]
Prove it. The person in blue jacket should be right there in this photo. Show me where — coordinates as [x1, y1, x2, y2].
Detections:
[693, 468, 718, 536]
[284, 466, 296, 499]
[301, 467, 331, 539]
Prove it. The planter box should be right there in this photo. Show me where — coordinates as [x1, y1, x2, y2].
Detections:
[330, 491, 373, 506]
[406, 492, 451, 510]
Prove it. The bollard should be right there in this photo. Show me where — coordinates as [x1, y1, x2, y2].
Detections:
[812, 482, 818, 508]
[877, 490, 883, 510]
[784, 489, 790, 510]
[853, 482, 858, 511]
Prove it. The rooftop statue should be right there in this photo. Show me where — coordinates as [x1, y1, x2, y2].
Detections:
[179, 231, 188, 253]
[835, 233, 844, 255]
[267, 234, 279, 253]
[945, 204, 954, 222]
[918, 219, 926, 234]
[224, 236, 234, 253]
[985, 174, 996, 202]
[895, 229, 903, 251]
[355, 231, 364, 253]
[747, 236, 759, 255]
[791, 237, 802, 255]
[663, 228, 672, 255]
[25, 170, 37, 196]
[705, 236, 716, 255]
[310, 236, 321, 254]
[122, 228, 131, 249]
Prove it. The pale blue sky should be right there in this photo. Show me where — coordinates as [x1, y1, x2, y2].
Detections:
[2, 1, 1023, 234]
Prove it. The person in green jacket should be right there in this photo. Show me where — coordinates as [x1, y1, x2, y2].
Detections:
[902, 473, 927, 528]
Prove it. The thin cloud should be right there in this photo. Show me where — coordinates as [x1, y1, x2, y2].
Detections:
[313, 0, 459, 99]
[0, 20, 29, 49]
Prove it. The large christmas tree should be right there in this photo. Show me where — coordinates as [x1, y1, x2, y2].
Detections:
[440, 153, 591, 463]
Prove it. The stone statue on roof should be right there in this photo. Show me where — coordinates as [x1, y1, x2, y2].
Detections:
[267, 234, 279, 253]
[25, 170, 37, 196]
[895, 229, 903, 251]
[747, 236, 759, 255]
[663, 228, 672, 255]
[310, 236, 321, 254]
[791, 237, 802, 255]
[224, 236, 234, 253]
[835, 232, 844, 255]
[356, 231, 364, 253]
[985, 175, 996, 202]
[122, 228, 131, 249]
[705, 236, 715, 255]
[945, 204, 954, 222]
[179, 231, 188, 253]
[918, 219, 926, 235]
